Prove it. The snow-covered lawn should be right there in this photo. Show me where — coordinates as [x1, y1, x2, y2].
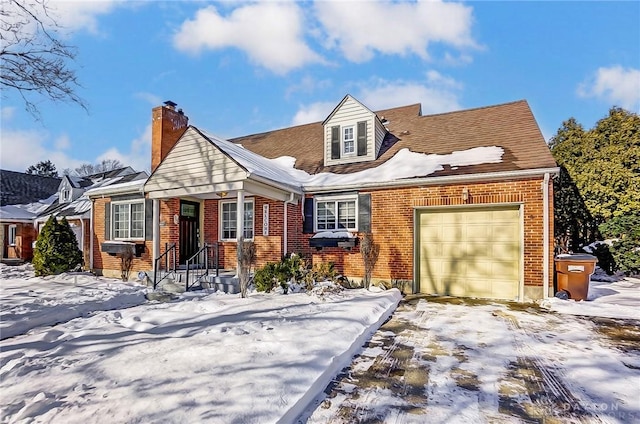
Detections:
[2, 264, 638, 423]
[0, 264, 400, 423]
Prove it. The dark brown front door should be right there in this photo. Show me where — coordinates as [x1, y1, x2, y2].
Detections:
[179, 200, 200, 264]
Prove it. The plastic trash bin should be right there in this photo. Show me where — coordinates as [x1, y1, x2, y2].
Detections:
[554, 254, 598, 301]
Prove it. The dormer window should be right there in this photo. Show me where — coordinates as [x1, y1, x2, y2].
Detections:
[62, 189, 70, 202]
[343, 126, 355, 155]
[323, 94, 389, 167]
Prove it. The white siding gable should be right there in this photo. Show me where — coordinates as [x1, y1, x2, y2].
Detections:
[145, 127, 248, 197]
[323, 95, 385, 167]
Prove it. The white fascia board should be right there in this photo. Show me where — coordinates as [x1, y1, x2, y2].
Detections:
[303, 167, 560, 193]
[86, 181, 146, 198]
[247, 174, 303, 196]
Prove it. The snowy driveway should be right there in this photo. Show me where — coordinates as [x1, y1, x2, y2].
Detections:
[305, 294, 640, 424]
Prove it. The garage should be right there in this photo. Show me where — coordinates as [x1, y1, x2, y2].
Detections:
[416, 206, 522, 300]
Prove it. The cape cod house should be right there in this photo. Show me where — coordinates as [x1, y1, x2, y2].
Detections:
[90, 96, 558, 301]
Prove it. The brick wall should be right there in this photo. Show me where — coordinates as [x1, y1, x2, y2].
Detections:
[92, 197, 153, 279]
[147, 175, 553, 291]
[305, 177, 553, 289]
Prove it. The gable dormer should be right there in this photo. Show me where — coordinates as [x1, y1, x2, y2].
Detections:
[322, 95, 388, 167]
[58, 177, 74, 204]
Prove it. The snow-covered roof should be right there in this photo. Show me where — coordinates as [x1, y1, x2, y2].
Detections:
[200, 131, 505, 192]
[0, 194, 58, 222]
[200, 130, 304, 192]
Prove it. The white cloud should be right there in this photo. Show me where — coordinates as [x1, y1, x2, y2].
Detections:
[134, 92, 163, 107]
[0, 123, 151, 174]
[291, 101, 335, 126]
[0, 128, 83, 172]
[578, 66, 640, 111]
[173, 3, 323, 74]
[1, 107, 15, 121]
[291, 73, 463, 125]
[54, 134, 71, 150]
[48, 0, 121, 35]
[97, 124, 152, 173]
[314, 0, 477, 62]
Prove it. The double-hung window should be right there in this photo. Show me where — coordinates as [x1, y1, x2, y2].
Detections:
[8, 225, 17, 246]
[220, 199, 254, 240]
[315, 196, 357, 231]
[112, 201, 144, 239]
[343, 126, 355, 155]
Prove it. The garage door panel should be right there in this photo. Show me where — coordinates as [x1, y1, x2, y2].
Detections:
[418, 206, 521, 300]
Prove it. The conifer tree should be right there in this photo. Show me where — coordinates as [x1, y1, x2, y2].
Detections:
[33, 216, 83, 276]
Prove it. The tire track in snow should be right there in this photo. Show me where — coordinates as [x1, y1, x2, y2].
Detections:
[494, 310, 607, 423]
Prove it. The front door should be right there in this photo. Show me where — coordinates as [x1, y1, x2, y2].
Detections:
[179, 200, 200, 264]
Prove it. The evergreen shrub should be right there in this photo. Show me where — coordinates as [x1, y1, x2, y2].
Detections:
[33, 216, 83, 276]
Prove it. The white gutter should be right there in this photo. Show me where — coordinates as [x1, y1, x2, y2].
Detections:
[86, 181, 145, 198]
[248, 174, 303, 196]
[283, 192, 296, 255]
[304, 167, 560, 193]
[543, 172, 551, 299]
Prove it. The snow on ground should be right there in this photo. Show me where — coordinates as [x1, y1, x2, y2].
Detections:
[541, 276, 640, 320]
[0, 266, 400, 424]
[306, 294, 640, 423]
[0, 264, 147, 340]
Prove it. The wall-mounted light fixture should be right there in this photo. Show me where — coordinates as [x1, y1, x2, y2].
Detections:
[217, 191, 228, 198]
[462, 187, 469, 202]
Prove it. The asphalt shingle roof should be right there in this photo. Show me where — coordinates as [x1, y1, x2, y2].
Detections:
[230, 100, 557, 178]
[0, 170, 61, 206]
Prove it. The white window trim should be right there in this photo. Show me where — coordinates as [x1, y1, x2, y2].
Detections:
[314, 194, 358, 233]
[8, 224, 17, 246]
[342, 125, 356, 156]
[219, 198, 255, 242]
[111, 200, 145, 241]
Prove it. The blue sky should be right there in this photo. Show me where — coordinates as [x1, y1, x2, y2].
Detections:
[1, 0, 639, 174]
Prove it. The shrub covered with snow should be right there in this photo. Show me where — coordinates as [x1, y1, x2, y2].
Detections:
[32, 216, 83, 276]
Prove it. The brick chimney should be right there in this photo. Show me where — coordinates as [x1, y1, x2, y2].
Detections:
[151, 101, 189, 172]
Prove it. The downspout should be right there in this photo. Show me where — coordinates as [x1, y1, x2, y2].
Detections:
[283, 192, 295, 256]
[89, 199, 94, 270]
[543, 172, 550, 299]
[79, 216, 85, 268]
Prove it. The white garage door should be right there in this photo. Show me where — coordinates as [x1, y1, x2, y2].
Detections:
[417, 206, 521, 300]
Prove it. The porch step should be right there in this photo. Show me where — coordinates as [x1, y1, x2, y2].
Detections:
[201, 275, 240, 294]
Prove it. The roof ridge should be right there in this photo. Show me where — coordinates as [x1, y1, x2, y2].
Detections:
[421, 99, 529, 119]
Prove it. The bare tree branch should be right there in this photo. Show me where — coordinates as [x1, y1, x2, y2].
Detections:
[1, 0, 87, 118]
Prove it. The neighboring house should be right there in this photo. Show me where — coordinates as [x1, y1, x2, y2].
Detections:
[90, 96, 558, 301]
[0, 170, 61, 262]
[37, 167, 148, 267]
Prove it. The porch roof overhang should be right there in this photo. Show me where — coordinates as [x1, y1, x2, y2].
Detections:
[145, 174, 302, 203]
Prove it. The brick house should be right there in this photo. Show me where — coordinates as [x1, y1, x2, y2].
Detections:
[90, 96, 558, 301]
[38, 168, 147, 268]
[0, 170, 61, 262]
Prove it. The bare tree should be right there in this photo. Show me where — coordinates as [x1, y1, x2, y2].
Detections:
[361, 233, 380, 289]
[74, 159, 125, 176]
[1, 0, 86, 117]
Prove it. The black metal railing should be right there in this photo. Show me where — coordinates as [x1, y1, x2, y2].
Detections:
[185, 243, 220, 291]
[153, 243, 177, 290]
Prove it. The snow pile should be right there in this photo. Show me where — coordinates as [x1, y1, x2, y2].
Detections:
[0, 264, 148, 340]
[0, 268, 401, 423]
[541, 277, 640, 320]
[271, 146, 504, 188]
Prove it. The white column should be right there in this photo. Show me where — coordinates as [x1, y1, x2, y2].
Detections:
[236, 190, 245, 276]
[153, 199, 160, 262]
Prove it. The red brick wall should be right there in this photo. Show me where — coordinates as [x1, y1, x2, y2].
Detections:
[305, 177, 553, 288]
[92, 198, 153, 278]
[148, 176, 553, 290]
